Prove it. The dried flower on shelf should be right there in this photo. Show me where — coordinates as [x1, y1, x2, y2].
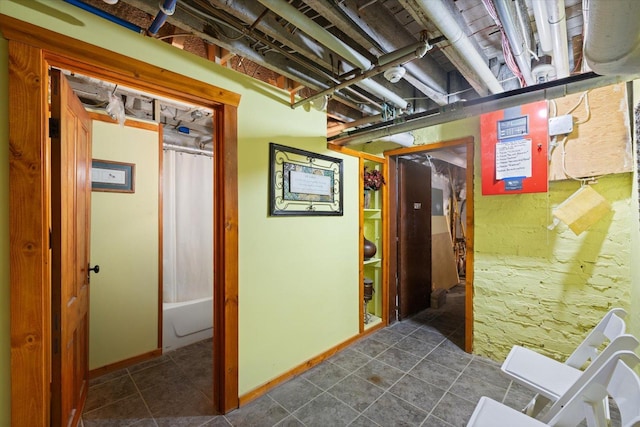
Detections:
[364, 166, 385, 191]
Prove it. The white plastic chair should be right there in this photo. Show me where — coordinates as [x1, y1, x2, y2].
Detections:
[501, 308, 631, 417]
[466, 350, 640, 427]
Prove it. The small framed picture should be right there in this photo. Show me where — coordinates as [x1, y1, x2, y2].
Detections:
[91, 159, 135, 193]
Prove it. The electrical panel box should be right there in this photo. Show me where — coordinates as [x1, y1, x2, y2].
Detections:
[548, 114, 574, 136]
[481, 101, 549, 195]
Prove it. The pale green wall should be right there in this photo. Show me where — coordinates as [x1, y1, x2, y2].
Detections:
[0, 1, 358, 417]
[410, 112, 635, 363]
[0, 34, 11, 424]
[89, 119, 159, 370]
[237, 106, 359, 392]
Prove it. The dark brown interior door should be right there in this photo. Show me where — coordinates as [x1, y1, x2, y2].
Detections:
[50, 68, 92, 427]
[398, 158, 432, 319]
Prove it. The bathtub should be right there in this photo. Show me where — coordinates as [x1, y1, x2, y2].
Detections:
[163, 296, 213, 352]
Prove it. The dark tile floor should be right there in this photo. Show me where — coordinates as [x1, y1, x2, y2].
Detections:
[81, 285, 533, 426]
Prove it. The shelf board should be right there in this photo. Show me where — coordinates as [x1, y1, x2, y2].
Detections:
[363, 258, 381, 265]
[364, 209, 381, 220]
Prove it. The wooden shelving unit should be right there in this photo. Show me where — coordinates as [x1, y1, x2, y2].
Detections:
[362, 160, 384, 331]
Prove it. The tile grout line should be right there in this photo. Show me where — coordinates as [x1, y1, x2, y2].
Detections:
[421, 353, 474, 426]
[126, 368, 160, 427]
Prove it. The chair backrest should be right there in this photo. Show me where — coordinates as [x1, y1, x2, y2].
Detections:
[608, 356, 640, 427]
[565, 308, 627, 368]
[547, 350, 640, 427]
[541, 334, 639, 424]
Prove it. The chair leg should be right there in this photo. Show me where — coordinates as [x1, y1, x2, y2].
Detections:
[584, 399, 609, 427]
[523, 394, 550, 418]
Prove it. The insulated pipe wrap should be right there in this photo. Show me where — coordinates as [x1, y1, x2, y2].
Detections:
[584, 0, 640, 75]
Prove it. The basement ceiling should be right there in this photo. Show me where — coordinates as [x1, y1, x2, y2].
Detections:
[71, 0, 590, 143]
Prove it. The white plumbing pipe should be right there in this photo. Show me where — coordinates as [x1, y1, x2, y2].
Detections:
[414, 0, 503, 94]
[257, 0, 408, 109]
[584, 0, 640, 75]
[354, 80, 408, 110]
[532, 0, 552, 53]
[258, 0, 371, 69]
[494, 0, 534, 85]
[546, 0, 570, 78]
[373, 133, 414, 147]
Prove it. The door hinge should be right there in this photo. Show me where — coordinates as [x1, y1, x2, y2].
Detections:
[49, 228, 52, 250]
[49, 118, 59, 139]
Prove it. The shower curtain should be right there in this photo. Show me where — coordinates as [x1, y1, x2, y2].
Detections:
[163, 149, 214, 303]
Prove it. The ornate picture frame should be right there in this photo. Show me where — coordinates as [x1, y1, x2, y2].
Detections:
[269, 143, 343, 216]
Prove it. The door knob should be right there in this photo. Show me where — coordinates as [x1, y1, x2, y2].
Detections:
[89, 264, 100, 274]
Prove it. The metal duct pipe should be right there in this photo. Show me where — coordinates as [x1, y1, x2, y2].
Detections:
[494, 0, 534, 85]
[584, 0, 640, 75]
[532, 0, 552, 53]
[546, 0, 570, 78]
[257, 0, 408, 109]
[413, 0, 504, 94]
[330, 72, 634, 146]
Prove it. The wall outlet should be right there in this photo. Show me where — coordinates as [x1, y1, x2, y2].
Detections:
[549, 115, 574, 136]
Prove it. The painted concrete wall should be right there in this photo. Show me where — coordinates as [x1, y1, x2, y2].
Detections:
[89, 119, 160, 370]
[409, 111, 637, 362]
[0, 34, 10, 425]
[631, 81, 640, 347]
[0, 1, 358, 421]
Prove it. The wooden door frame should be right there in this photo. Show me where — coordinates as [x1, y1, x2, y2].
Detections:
[2, 15, 240, 426]
[384, 137, 475, 353]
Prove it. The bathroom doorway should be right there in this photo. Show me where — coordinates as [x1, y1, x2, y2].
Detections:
[6, 25, 240, 423]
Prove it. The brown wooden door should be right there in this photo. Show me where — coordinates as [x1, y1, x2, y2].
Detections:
[397, 159, 432, 319]
[50, 68, 92, 427]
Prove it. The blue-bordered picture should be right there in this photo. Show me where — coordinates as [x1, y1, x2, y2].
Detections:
[269, 143, 343, 216]
[91, 159, 135, 193]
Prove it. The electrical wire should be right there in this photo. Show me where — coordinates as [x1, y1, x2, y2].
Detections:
[156, 33, 193, 40]
[556, 91, 596, 183]
[482, 0, 525, 87]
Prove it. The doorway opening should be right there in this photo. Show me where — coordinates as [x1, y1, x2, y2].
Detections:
[62, 70, 221, 423]
[386, 137, 474, 353]
[61, 69, 217, 362]
[6, 18, 240, 424]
